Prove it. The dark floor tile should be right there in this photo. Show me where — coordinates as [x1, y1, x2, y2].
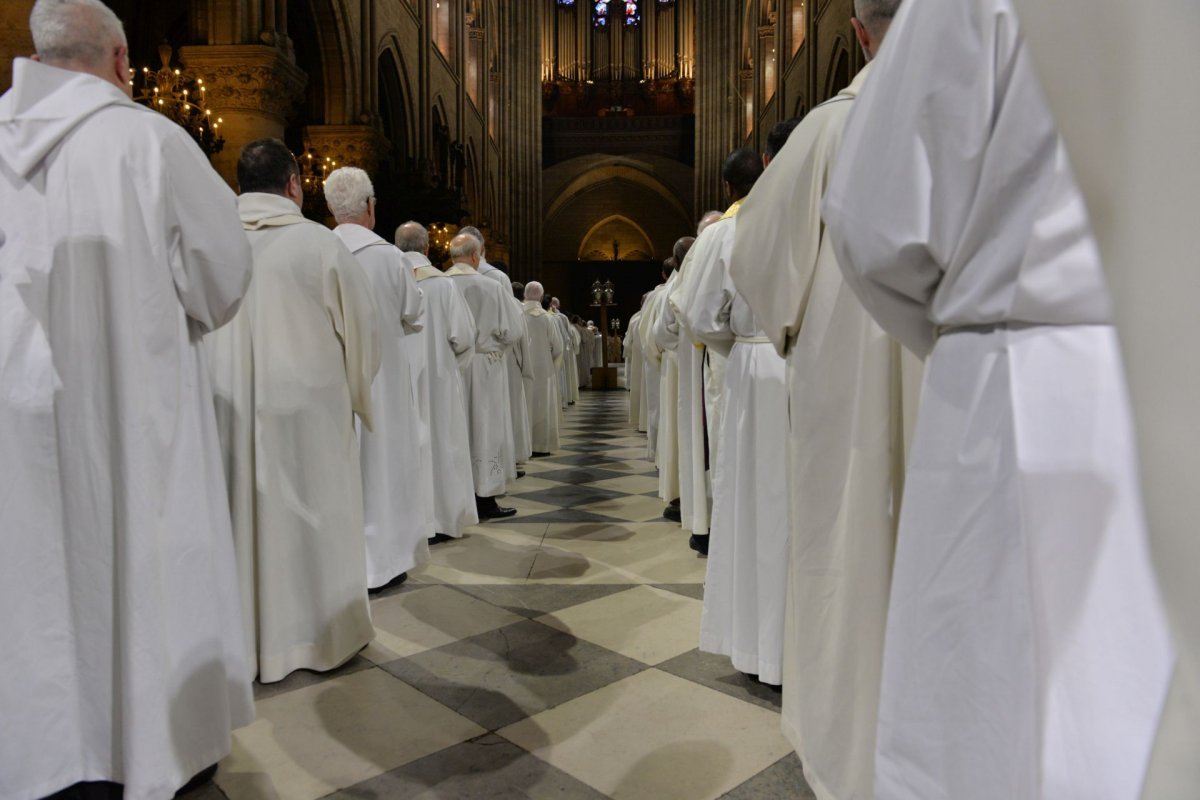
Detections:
[380, 619, 646, 731]
[538, 453, 625, 468]
[329, 734, 609, 800]
[655, 649, 784, 712]
[515, 484, 624, 507]
[719, 752, 815, 800]
[558, 441, 620, 453]
[653, 583, 705, 601]
[514, 509, 627, 525]
[251, 655, 375, 702]
[448, 584, 636, 618]
[519, 467, 628, 486]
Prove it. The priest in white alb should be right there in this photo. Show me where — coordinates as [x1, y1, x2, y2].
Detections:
[642, 256, 681, 515]
[206, 139, 381, 684]
[0, 2, 254, 794]
[675, 145, 790, 684]
[396, 222, 480, 540]
[522, 282, 565, 455]
[446, 233, 525, 519]
[823, 0, 1174, 796]
[326, 167, 430, 589]
[728, 6, 916, 794]
[549, 297, 573, 409]
[624, 308, 645, 429]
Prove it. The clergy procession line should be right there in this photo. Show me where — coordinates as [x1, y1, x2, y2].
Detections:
[0, 0, 1186, 798]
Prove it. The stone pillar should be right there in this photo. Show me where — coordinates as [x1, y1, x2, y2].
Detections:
[502, 0, 543, 281]
[301, 124, 389, 176]
[694, 0, 741, 214]
[178, 44, 306, 186]
[0, 0, 35, 93]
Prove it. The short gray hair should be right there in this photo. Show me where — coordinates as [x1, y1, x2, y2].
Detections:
[323, 166, 374, 220]
[395, 221, 429, 253]
[524, 281, 545, 302]
[449, 233, 482, 261]
[30, 0, 126, 67]
[854, 0, 902, 34]
[459, 225, 484, 244]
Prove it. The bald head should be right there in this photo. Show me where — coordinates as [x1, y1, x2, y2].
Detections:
[30, 0, 128, 92]
[852, 0, 902, 58]
[395, 221, 429, 254]
[449, 232, 482, 266]
[697, 211, 723, 235]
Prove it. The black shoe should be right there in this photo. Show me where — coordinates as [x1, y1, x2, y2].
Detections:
[516, 470, 526, 479]
[689, 534, 709, 556]
[175, 764, 218, 797]
[368, 572, 408, 594]
[663, 505, 682, 523]
[428, 532, 455, 545]
[477, 497, 518, 519]
[532, 451, 552, 458]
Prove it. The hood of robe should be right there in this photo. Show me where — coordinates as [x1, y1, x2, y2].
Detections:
[523, 301, 547, 316]
[238, 192, 307, 230]
[0, 59, 140, 179]
[334, 222, 391, 254]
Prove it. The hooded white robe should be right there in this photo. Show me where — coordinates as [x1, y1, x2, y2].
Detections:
[448, 263, 525, 497]
[729, 63, 920, 800]
[823, 2, 1174, 796]
[660, 248, 710, 536]
[207, 192, 381, 685]
[1011, 5, 1200, 794]
[0, 60, 255, 800]
[523, 301, 565, 453]
[676, 208, 790, 688]
[334, 224, 429, 587]
[409, 254, 479, 537]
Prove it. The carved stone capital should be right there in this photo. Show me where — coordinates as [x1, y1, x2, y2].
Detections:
[303, 125, 391, 177]
[178, 44, 307, 122]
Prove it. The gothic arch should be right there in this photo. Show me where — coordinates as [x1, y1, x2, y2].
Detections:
[577, 215, 656, 261]
[289, 0, 355, 123]
[824, 39, 851, 99]
[377, 41, 415, 161]
[545, 163, 690, 223]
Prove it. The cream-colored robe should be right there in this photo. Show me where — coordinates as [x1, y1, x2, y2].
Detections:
[625, 311, 645, 428]
[448, 262, 525, 497]
[1011, 5, 1200, 795]
[523, 301, 565, 453]
[334, 223, 429, 588]
[730, 64, 920, 800]
[207, 192, 381, 684]
[642, 278, 678, 500]
[0, 60, 254, 799]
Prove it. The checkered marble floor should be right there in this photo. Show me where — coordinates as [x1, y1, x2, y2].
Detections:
[189, 389, 815, 800]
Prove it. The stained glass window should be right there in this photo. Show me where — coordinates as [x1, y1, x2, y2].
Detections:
[624, 1, 639, 25]
[556, 0, 575, 6]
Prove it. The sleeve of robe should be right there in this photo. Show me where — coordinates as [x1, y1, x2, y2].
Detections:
[730, 107, 838, 359]
[161, 127, 252, 333]
[447, 286, 478, 369]
[678, 240, 736, 358]
[651, 277, 681, 352]
[327, 243, 383, 430]
[821, 0, 1001, 359]
[493, 293, 525, 349]
[549, 318, 565, 368]
[516, 316, 534, 381]
[640, 291, 664, 364]
[399, 261, 425, 335]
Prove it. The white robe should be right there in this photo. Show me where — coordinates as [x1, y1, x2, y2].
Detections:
[0, 60, 254, 800]
[662, 247, 710, 536]
[1011, 5, 1200, 794]
[405, 287, 438, 540]
[677, 209, 790, 687]
[409, 255, 479, 537]
[729, 64, 919, 800]
[508, 301, 534, 468]
[334, 224, 429, 587]
[624, 312, 644, 427]
[566, 325, 581, 401]
[576, 324, 593, 389]
[523, 301, 565, 453]
[551, 310, 573, 408]
[207, 193, 381, 685]
[823, 2, 1174, 797]
[641, 281, 674, 489]
[448, 263, 525, 497]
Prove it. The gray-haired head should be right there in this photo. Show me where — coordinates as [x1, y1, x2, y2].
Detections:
[323, 166, 374, 221]
[853, 0, 902, 40]
[673, 236, 696, 265]
[395, 221, 429, 253]
[550, 297, 561, 310]
[459, 225, 484, 244]
[449, 232, 482, 262]
[697, 211, 722, 235]
[31, 0, 126, 68]
[525, 281, 545, 302]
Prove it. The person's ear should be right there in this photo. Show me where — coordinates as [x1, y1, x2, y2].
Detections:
[851, 18, 872, 58]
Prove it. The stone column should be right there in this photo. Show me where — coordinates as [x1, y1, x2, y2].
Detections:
[178, 44, 307, 185]
[502, 0, 543, 280]
[302, 124, 390, 176]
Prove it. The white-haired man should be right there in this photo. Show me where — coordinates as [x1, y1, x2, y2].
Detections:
[325, 168, 429, 589]
[823, 0, 1174, 797]
[396, 221, 480, 540]
[548, 297, 573, 409]
[522, 282, 565, 455]
[727, 3, 917, 795]
[0, 1, 254, 796]
[446, 233, 525, 518]
[206, 138, 381, 686]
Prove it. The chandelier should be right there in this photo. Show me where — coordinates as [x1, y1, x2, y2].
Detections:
[297, 149, 339, 196]
[130, 42, 224, 158]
